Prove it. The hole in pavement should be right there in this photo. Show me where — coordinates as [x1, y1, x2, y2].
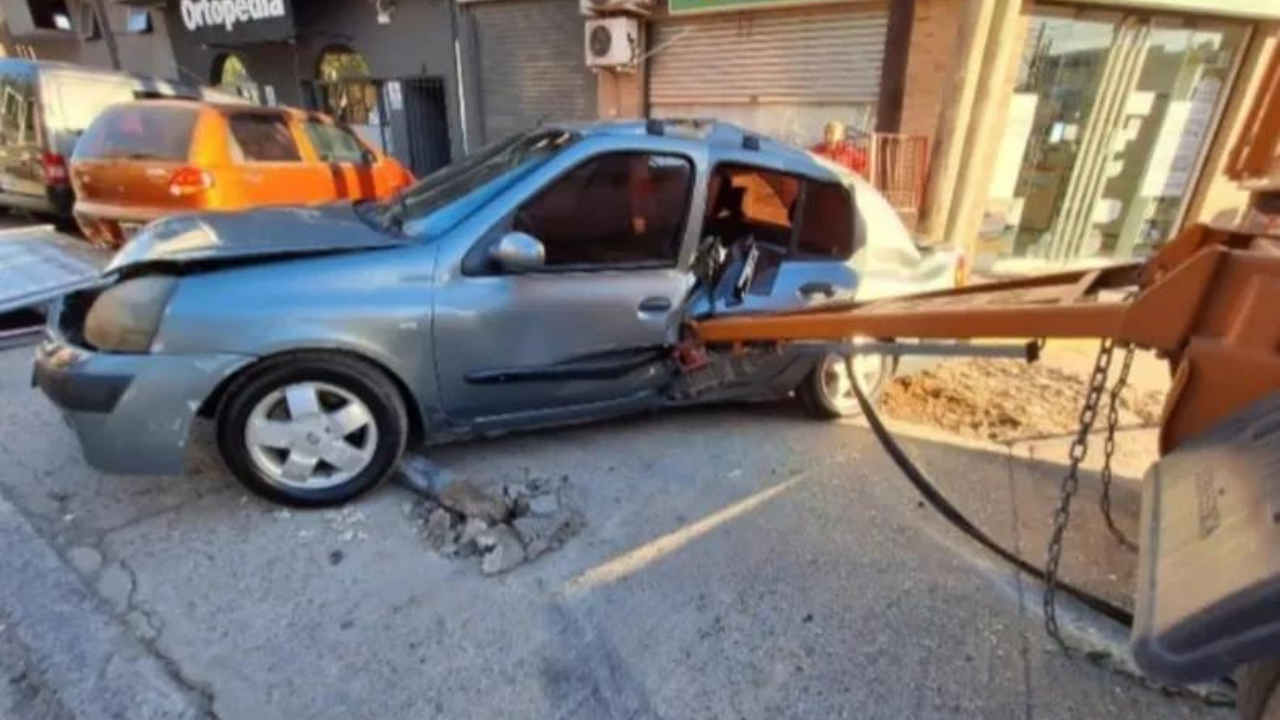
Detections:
[396, 453, 586, 575]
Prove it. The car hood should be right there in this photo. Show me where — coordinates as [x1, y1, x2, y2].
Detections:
[107, 203, 406, 273]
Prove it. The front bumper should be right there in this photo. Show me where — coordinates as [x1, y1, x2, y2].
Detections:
[33, 335, 251, 475]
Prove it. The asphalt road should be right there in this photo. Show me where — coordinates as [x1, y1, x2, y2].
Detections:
[0, 339, 1229, 720]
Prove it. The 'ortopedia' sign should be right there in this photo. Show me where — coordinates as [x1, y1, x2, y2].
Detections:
[178, 0, 296, 44]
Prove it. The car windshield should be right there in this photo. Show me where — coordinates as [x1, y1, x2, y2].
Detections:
[373, 128, 578, 233]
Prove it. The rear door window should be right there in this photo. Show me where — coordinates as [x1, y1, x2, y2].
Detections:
[303, 120, 368, 163]
[73, 105, 197, 161]
[706, 165, 854, 259]
[226, 113, 302, 162]
[705, 166, 800, 249]
[795, 181, 854, 258]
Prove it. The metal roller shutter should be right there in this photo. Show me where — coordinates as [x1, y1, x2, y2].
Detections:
[648, 2, 888, 143]
[471, 0, 597, 144]
[650, 3, 888, 104]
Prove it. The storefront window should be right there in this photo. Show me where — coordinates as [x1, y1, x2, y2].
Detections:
[985, 10, 1247, 264]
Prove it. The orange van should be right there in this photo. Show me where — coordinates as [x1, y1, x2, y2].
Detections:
[69, 100, 414, 247]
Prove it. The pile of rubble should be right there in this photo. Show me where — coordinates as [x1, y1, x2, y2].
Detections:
[880, 357, 1165, 444]
[397, 455, 585, 575]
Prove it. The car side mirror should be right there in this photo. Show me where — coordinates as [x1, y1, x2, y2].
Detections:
[489, 231, 545, 272]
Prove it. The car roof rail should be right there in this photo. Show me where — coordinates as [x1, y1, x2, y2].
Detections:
[646, 117, 717, 139]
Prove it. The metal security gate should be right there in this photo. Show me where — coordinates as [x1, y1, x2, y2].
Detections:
[469, 0, 595, 144]
[400, 77, 452, 176]
[648, 2, 889, 146]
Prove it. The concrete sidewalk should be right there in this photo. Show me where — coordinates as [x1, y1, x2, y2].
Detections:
[0, 492, 209, 720]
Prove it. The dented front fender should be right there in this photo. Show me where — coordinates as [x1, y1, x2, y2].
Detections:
[34, 336, 251, 475]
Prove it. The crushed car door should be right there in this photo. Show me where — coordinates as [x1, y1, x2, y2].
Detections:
[432, 151, 695, 424]
[0, 227, 109, 316]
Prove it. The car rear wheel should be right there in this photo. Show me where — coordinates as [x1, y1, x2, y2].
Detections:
[797, 340, 893, 420]
[217, 353, 408, 507]
[1241, 660, 1280, 720]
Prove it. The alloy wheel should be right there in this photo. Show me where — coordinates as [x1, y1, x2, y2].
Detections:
[244, 381, 380, 491]
[819, 347, 885, 413]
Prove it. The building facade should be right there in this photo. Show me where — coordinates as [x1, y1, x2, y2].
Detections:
[0, 0, 462, 177]
[592, 0, 1278, 268]
[455, 0, 596, 146]
[0, 0, 181, 79]
[899, 0, 1280, 270]
[0, 0, 1273, 271]
[165, 0, 458, 176]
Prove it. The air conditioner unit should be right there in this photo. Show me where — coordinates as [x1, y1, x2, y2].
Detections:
[579, 0, 653, 18]
[585, 16, 640, 70]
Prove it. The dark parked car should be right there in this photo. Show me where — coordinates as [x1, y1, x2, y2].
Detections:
[24, 120, 958, 506]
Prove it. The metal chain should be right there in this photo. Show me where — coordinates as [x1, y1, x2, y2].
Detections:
[1044, 337, 1115, 649]
[1042, 340, 1234, 708]
[1100, 343, 1138, 551]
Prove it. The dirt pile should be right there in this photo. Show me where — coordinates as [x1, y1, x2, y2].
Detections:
[880, 358, 1165, 444]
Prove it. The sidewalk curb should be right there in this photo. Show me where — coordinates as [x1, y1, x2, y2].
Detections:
[0, 495, 209, 720]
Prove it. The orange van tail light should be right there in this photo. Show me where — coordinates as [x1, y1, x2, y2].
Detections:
[168, 167, 214, 197]
[42, 152, 69, 185]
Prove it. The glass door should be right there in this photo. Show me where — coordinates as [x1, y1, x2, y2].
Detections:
[1000, 8, 1248, 263]
[1093, 19, 1249, 259]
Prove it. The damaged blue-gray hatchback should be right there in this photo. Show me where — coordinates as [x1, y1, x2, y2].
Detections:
[32, 120, 958, 506]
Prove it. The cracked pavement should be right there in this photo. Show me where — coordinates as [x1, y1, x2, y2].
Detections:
[0, 345, 1231, 720]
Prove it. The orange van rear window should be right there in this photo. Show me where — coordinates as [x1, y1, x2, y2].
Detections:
[74, 105, 198, 162]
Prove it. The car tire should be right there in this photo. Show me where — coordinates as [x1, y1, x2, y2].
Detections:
[216, 352, 409, 507]
[1240, 660, 1280, 720]
[797, 341, 893, 420]
[51, 215, 79, 234]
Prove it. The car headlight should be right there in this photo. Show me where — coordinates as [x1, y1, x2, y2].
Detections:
[84, 276, 178, 353]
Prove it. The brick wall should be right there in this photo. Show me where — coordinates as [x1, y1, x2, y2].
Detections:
[899, 0, 964, 142]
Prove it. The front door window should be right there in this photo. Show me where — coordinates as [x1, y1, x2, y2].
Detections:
[514, 152, 693, 268]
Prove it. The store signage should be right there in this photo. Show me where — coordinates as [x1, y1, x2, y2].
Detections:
[668, 0, 855, 15]
[178, 0, 296, 44]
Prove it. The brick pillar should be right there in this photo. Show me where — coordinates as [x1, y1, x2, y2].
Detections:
[597, 68, 646, 118]
[596, 21, 647, 119]
[920, 0, 1025, 251]
[899, 0, 964, 142]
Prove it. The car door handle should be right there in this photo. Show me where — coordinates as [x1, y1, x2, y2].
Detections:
[798, 282, 836, 298]
[638, 297, 672, 313]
